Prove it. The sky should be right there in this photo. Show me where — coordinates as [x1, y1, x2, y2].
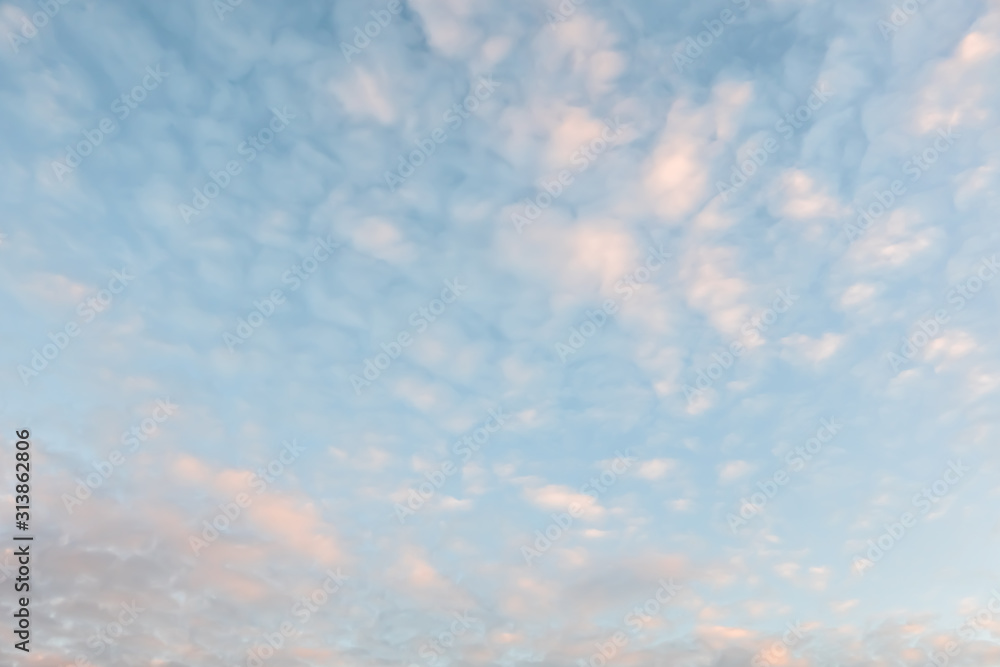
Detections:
[1, 0, 1000, 665]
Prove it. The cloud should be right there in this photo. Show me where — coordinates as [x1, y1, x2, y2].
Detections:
[3, 0, 998, 665]
[637, 458, 677, 480]
[718, 460, 756, 484]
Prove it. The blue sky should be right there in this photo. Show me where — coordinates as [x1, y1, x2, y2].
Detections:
[2, 0, 1000, 665]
